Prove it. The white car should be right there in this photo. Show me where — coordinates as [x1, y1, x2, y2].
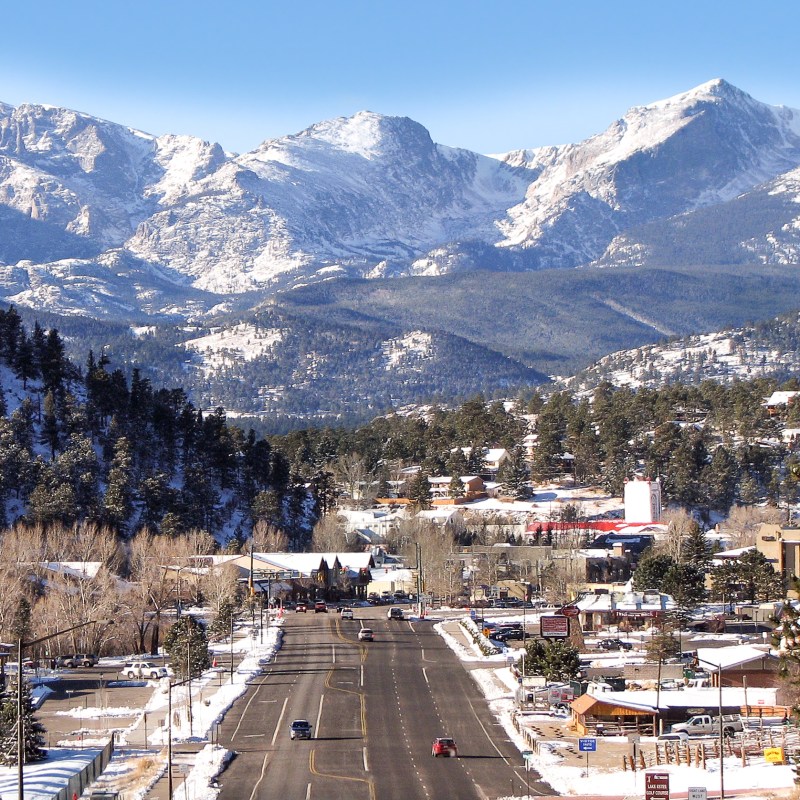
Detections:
[358, 628, 374, 641]
[341, 607, 354, 620]
[121, 661, 171, 680]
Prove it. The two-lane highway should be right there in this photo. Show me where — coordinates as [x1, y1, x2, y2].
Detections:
[217, 606, 551, 799]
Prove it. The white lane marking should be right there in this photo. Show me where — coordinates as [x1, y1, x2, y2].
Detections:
[360, 664, 364, 688]
[231, 672, 269, 741]
[271, 696, 289, 746]
[332, 644, 336, 664]
[242, 733, 265, 738]
[315, 693, 325, 736]
[306, 783, 312, 800]
[422, 667, 430, 685]
[363, 746, 369, 772]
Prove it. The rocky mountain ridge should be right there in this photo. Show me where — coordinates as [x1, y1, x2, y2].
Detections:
[1, 79, 800, 323]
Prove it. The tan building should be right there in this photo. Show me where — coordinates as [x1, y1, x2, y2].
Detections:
[756, 523, 800, 587]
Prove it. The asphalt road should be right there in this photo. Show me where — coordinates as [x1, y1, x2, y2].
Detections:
[216, 606, 552, 800]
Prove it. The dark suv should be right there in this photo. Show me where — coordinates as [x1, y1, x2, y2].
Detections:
[56, 653, 99, 668]
[493, 628, 527, 642]
[598, 638, 632, 651]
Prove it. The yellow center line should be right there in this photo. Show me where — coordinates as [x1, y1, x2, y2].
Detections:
[309, 749, 376, 800]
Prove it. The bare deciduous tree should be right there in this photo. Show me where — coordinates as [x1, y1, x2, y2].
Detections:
[718, 505, 784, 548]
[251, 520, 289, 552]
[657, 508, 696, 561]
[311, 513, 351, 552]
[333, 453, 375, 508]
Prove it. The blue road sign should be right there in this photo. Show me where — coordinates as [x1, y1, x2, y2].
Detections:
[578, 737, 597, 752]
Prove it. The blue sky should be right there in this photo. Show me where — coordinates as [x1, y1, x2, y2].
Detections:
[2, 0, 799, 155]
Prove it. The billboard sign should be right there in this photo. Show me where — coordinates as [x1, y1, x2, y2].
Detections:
[540, 615, 570, 638]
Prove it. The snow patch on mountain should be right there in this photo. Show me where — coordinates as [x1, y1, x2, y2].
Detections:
[382, 331, 434, 370]
[183, 324, 283, 373]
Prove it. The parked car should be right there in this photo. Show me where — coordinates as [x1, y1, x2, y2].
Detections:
[493, 628, 527, 642]
[341, 607, 354, 620]
[296, 602, 307, 613]
[358, 628, 374, 641]
[598, 638, 633, 651]
[121, 661, 170, 680]
[388, 607, 404, 620]
[55, 653, 99, 668]
[431, 737, 458, 757]
[314, 601, 327, 613]
[290, 719, 313, 740]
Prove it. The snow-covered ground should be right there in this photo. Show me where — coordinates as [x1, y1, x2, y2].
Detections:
[2, 610, 794, 799]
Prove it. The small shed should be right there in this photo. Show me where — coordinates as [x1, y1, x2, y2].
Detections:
[570, 692, 656, 736]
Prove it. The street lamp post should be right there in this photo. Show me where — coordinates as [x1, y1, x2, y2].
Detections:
[695, 654, 725, 799]
[16, 617, 114, 800]
[167, 675, 195, 800]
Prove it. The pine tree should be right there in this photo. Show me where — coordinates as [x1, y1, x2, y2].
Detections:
[522, 638, 580, 681]
[408, 471, 432, 510]
[0, 677, 47, 766]
[103, 436, 134, 531]
[681, 522, 711, 567]
[163, 616, 211, 679]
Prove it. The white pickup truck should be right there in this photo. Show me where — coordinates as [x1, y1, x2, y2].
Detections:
[671, 714, 744, 737]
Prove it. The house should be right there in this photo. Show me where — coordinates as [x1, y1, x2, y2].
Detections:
[694, 644, 779, 689]
[765, 391, 800, 415]
[415, 507, 466, 533]
[572, 685, 779, 736]
[428, 475, 485, 503]
[483, 448, 510, 473]
[337, 507, 408, 540]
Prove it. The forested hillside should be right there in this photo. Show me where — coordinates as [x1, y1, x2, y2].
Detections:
[0, 304, 798, 546]
[0, 307, 311, 545]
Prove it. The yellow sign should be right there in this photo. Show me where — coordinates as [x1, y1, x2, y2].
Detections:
[764, 747, 785, 765]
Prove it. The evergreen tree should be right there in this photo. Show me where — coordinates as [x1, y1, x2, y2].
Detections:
[207, 598, 239, 642]
[632, 552, 675, 592]
[408, 471, 432, 510]
[645, 630, 681, 663]
[0, 678, 47, 766]
[681, 522, 711, 567]
[163, 615, 211, 679]
[498, 448, 530, 499]
[661, 562, 706, 608]
[711, 549, 784, 603]
[521, 638, 580, 681]
[103, 435, 134, 531]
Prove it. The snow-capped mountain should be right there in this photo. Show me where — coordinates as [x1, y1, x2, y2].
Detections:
[494, 79, 800, 267]
[2, 79, 800, 323]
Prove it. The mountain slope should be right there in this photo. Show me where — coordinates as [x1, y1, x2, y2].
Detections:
[493, 79, 800, 268]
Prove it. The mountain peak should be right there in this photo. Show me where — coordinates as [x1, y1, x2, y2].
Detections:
[293, 110, 434, 159]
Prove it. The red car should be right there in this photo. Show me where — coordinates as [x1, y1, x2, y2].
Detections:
[296, 602, 307, 613]
[431, 737, 458, 757]
[314, 601, 328, 613]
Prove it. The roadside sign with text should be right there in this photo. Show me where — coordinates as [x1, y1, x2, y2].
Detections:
[688, 788, 707, 800]
[645, 772, 670, 800]
[540, 615, 570, 638]
[578, 737, 597, 752]
[764, 746, 785, 764]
